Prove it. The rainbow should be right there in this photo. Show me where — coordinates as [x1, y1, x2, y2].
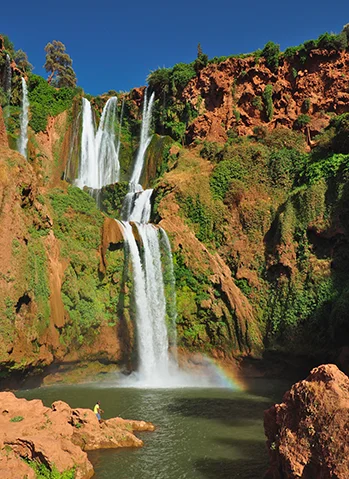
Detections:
[202, 355, 248, 391]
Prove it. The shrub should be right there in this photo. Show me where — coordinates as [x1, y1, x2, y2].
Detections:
[268, 148, 306, 188]
[261, 41, 280, 72]
[171, 63, 196, 91]
[263, 84, 274, 122]
[295, 114, 311, 129]
[210, 159, 245, 200]
[200, 141, 221, 161]
[303, 98, 311, 112]
[10, 416, 24, 422]
[147, 67, 171, 93]
[317, 32, 348, 51]
[252, 96, 263, 111]
[223, 179, 246, 206]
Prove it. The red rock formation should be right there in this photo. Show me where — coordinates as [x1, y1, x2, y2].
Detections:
[0, 392, 154, 479]
[264, 364, 349, 479]
[182, 50, 349, 143]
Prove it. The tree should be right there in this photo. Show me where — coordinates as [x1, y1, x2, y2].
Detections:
[194, 43, 208, 74]
[44, 40, 77, 88]
[14, 49, 33, 72]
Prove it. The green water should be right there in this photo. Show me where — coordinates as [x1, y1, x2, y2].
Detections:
[17, 378, 289, 479]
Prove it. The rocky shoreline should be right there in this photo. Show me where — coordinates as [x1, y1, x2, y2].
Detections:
[0, 392, 154, 479]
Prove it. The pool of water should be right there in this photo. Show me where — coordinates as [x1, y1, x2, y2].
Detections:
[17, 377, 289, 479]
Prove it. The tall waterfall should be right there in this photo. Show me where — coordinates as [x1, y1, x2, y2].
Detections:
[18, 78, 29, 158]
[76, 96, 120, 190]
[129, 90, 155, 186]
[118, 221, 173, 383]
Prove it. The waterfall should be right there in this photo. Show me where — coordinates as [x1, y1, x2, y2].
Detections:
[115, 98, 125, 161]
[77, 98, 97, 189]
[129, 90, 155, 185]
[76, 96, 120, 190]
[122, 90, 155, 220]
[127, 189, 153, 223]
[117, 221, 156, 381]
[18, 78, 29, 158]
[159, 228, 178, 355]
[95, 96, 119, 186]
[118, 221, 173, 384]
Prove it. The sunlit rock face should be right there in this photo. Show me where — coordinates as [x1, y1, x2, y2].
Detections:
[264, 364, 349, 479]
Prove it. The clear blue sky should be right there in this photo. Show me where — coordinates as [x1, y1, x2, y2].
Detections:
[2, 0, 349, 95]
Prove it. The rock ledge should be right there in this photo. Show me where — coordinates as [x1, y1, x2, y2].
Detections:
[0, 392, 154, 479]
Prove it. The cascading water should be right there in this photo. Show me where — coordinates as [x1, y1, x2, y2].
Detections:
[121, 90, 155, 220]
[129, 90, 155, 185]
[115, 98, 125, 161]
[127, 189, 153, 223]
[95, 96, 119, 186]
[76, 96, 120, 190]
[18, 78, 29, 158]
[117, 220, 174, 385]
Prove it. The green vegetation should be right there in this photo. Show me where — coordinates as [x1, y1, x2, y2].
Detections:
[26, 459, 75, 479]
[101, 181, 130, 217]
[10, 415, 24, 422]
[47, 187, 109, 345]
[210, 159, 246, 200]
[261, 41, 280, 72]
[263, 84, 274, 122]
[28, 74, 79, 132]
[295, 114, 311, 128]
[283, 29, 348, 63]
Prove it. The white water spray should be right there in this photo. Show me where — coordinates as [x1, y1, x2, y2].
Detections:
[129, 90, 155, 185]
[76, 97, 120, 190]
[122, 91, 155, 219]
[18, 78, 29, 158]
[128, 189, 153, 223]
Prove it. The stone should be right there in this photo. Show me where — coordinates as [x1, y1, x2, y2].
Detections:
[264, 364, 349, 479]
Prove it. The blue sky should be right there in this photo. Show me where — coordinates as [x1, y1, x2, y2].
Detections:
[2, 0, 349, 95]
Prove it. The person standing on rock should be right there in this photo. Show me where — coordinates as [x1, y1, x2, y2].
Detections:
[93, 401, 104, 423]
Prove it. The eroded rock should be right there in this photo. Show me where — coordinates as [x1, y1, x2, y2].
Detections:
[0, 392, 154, 479]
[264, 364, 349, 479]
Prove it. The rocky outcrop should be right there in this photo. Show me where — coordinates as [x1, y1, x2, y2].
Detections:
[182, 50, 349, 143]
[264, 364, 349, 479]
[0, 392, 154, 479]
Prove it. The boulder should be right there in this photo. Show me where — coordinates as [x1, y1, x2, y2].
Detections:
[264, 364, 349, 478]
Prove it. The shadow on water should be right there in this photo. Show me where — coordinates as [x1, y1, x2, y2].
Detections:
[194, 454, 267, 479]
[167, 395, 272, 425]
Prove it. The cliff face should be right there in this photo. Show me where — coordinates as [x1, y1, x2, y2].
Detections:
[0, 105, 129, 378]
[181, 49, 349, 143]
